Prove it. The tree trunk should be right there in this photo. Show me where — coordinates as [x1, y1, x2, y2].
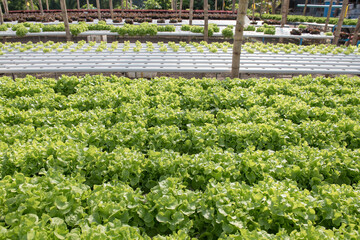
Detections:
[333, 0, 349, 45]
[271, 0, 276, 14]
[222, 0, 225, 10]
[38, 0, 44, 14]
[302, 0, 308, 16]
[77, 0, 80, 10]
[45, 0, 49, 10]
[175, 0, 177, 11]
[231, 0, 249, 78]
[110, 0, 114, 19]
[324, 0, 334, 32]
[130, 0, 132, 9]
[126, 0, 128, 9]
[96, 0, 101, 20]
[189, 0, 194, 25]
[259, 0, 262, 18]
[215, 0, 217, 10]
[280, 0, 289, 27]
[30, 0, 34, 11]
[0, 3, 3, 25]
[60, 0, 71, 41]
[351, 16, 360, 45]
[179, 0, 183, 18]
[232, 0, 235, 12]
[86, 0, 90, 10]
[204, 0, 209, 42]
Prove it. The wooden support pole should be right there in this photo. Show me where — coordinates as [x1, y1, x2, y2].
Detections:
[0, 3, 3, 25]
[333, 0, 349, 45]
[60, 0, 71, 41]
[179, 0, 183, 18]
[189, 0, 194, 25]
[232, 0, 249, 78]
[204, 0, 209, 42]
[351, 16, 360, 45]
[110, 0, 114, 19]
[38, 0, 44, 14]
[303, 0, 308, 16]
[280, 0, 289, 27]
[96, 0, 101, 20]
[324, 0, 334, 32]
[30, 0, 35, 11]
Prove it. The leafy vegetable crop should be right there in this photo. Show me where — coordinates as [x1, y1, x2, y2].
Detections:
[0, 75, 360, 239]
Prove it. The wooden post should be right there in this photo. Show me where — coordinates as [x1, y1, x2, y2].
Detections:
[86, 0, 90, 9]
[271, 0, 276, 14]
[351, 16, 360, 45]
[303, 0, 308, 16]
[110, 0, 114, 19]
[280, 0, 289, 27]
[30, 0, 35, 10]
[179, 0, 183, 18]
[96, 0, 101, 20]
[259, 0, 263, 18]
[324, 0, 334, 32]
[215, 0, 217, 10]
[231, 0, 249, 78]
[45, 0, 49, 11]
[334, 0, 340, 16]
[204, 0, 209, 42]
[130, 0, 132, 9]
[189, 0, 194, 25]
[333, 0, 349, 45]
[38, 0, 44, 14]
[252, 0, 255, 21]
[126, 0, 128, 9]
[0, 3, 3, 25]
[77, 0, 80, 10]
[2, 0, 8, 14]
[60, 0, 71, 41]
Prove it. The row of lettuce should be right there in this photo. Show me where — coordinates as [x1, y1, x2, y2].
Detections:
[1, 41, 359, 55]
[1, 22, 225, 38]
[0, 75, 360, 239]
